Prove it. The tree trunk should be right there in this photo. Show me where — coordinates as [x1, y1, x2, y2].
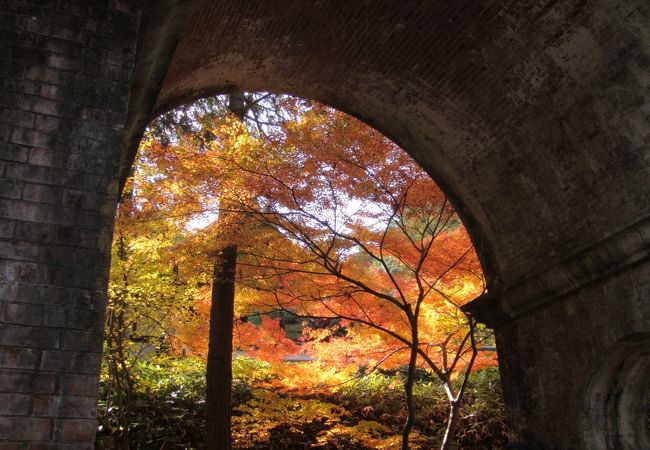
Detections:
[205, 245, 237, 450]
[228, 90, 247, 120]
[440, 398, 460, 450]
[401, 331, 419, 450]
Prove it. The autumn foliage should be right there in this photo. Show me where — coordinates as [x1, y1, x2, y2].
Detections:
[99, 94, 500, 449]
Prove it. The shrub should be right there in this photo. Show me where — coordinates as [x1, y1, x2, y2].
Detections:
[97, 357, 506, 449]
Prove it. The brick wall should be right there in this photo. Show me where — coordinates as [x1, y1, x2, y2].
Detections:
[0, 1, 140, 447]
[157, 0, 650, 289]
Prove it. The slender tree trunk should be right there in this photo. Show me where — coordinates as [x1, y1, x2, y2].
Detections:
[440, 398, 460, 450]
[401, 328, 419, 450]
[109, 237, 133, 450]
[441, 318, 478, 450]
[205, 245, 237, 450]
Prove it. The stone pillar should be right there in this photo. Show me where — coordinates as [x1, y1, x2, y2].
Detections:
[466, 219, 650, 449]
[0, 1, 141, 447]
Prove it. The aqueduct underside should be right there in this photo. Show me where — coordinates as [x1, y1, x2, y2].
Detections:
[1, 0, 649, 448]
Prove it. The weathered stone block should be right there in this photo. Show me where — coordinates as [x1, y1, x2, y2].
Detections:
[39, 350, 101, 374]
[21, 183, 62, 204]
[0, 109, 35, 128]
[0, 220, 16, 238]
[42, 307, 101, 330]
[0, 371, 57, 394]
[0, 145, 29, 163]
[0, 347, 39, 370]
[33, 395, 96, 418]
[0, 259, 50, 284]
[14, 222, 57, 243]
[33, 115, 64, 133]
[59, 373, 99, 397]
[0, 302, 44, 326]
[0, 393, 32, 415]
[0, 179, 24, 199]
[52, 418, 96, 443]
[0, 443, 25, 450]
[62, 329, 103, 352]
[0, 417, 51, 440]
[0, 325, 60, 349]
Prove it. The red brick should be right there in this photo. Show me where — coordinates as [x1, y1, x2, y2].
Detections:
[53, 418, 96, 443]
[0, 347, 39, 370]
[0, 220, 17, 238]
[11, 128, 53, 148]
[62, 329, 102, 352]
[59, 373, 99, 397]
[0, 444, 25, 450]
[0, 417, 51, 440]
[0, 179, 23, 200]
[33, 395, 96, 418]
[0, 303, 43, 326]
[0, 393, 32, 415]
[0, 325, 60, 349]
[0, 371, 57, 393]
[39, 350, 100, 374]
[21, 183, 62, 204]
[42, 307, 100, 330]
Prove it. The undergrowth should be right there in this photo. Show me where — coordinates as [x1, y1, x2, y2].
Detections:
[96, 357, 506, 449]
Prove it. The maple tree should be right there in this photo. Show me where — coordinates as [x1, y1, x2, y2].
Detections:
[208, 104, 490, 449]
[105, 93, 496, 449]
[101, 194, 201, 449]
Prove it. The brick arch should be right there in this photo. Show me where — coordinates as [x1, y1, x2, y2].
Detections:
[1, 0, 649, 447]
[146, 0, 649, 294]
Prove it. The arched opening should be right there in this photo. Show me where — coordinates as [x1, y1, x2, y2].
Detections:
[583, 333, 650, 450]
[100, 93, 505, 449]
